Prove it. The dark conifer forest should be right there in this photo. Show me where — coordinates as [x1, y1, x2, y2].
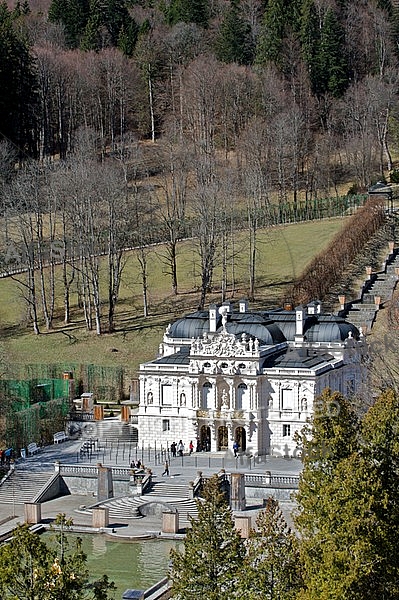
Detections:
[1, 0, 399, 190]
[1, 0, 399, 333]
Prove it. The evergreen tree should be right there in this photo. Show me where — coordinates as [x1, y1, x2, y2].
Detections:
[0, 3, 38, 157]
[48, 0, 90, 48]
[255, 0, 287, 67]
[318, 8, 349, 98]
[117, 20, 139, 57]
[165, 0, 209, 28]
[170, 474, 245, 599]
[215, 0, 254, 65]
[300, 1, 349, 99]
[240, 497, 303, 599]
[80, 0, 138, 53]
[0, 515, 116, 599]
[296, 389, 399, 599]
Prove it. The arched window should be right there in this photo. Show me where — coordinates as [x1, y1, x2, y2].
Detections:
[202, 382, 212, 409]
[236, 383, 247, 410]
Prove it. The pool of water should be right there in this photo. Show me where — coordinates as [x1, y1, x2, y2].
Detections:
[42, 532, 181, 595]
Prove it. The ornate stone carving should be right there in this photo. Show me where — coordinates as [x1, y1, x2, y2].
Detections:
[191, 331, 259, 358]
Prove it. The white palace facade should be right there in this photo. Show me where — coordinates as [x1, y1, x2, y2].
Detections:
[137, 300, 365, 457]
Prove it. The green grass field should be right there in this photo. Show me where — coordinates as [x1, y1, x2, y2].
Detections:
[0, 218, 346, 375]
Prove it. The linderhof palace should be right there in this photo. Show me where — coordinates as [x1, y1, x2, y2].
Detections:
[137, 300, 365, 457]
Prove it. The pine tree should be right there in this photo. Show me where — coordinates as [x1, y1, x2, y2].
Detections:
[165, 0, 209, 28]
[0, 3, 38, 157]
[255, 0, 287, 67]
[300, 1, 349, 99]
[296, 389, 399, 599]
[215, 0, 254, 65]
[48, 0, 90, 48]
[240, 498, 303, 599]
[318, 8, 349, 98]
[169, 474, 245, 599]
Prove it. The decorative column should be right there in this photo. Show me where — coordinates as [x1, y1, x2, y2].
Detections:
[230, 473, 246, 511]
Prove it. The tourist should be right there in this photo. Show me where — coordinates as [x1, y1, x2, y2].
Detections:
[189, 440, 194, 455]
[170, 441, 177, 458]
[233, 440, 239, 457]
[162, 460, 169, 476]
[177, 440, 184, 456]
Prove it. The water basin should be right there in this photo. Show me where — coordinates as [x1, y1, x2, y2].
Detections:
[42, 531, 181, 595]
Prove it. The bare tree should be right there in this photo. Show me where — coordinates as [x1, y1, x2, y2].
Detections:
[154, 138, 191, 295]
[238, 117, 271, 301]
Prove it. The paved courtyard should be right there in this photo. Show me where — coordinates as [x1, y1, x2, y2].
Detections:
[0, 439, 301, 538]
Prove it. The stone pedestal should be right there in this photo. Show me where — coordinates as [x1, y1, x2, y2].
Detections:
[92, 507, 109, 528]
[97, 464, 113, 501]
[93, 405, 104, 421]
[162, 511, 179, 534]
[230, 473, 246, 511]
[120, 405, 130, 422]
[82, 393, 94, 412]
[234, 515, 252, 539]
[24, 502, 41, 524]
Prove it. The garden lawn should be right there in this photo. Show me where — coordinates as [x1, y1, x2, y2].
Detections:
[0, 218, 346, 374]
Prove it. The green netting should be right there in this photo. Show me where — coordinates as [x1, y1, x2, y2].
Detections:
[3, 364, 125, 402]
[3, 398, 70, 449]
[0, 378, 69, 405]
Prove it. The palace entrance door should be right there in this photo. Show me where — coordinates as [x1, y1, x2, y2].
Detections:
[218, 426, 228, 451]
[200, 425, 211, 451]
[235, 426, 246, 451]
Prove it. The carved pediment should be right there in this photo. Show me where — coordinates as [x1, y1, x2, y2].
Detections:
[191, 331, 258, 358]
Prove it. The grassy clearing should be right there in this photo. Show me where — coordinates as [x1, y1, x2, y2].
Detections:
[0, 218, 347, 374]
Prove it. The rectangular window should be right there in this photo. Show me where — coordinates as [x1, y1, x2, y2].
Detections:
[283, 424, 291, 437]
[282, 389, 294, 412]
[162, 419, 170, 432]
[161, 384, 173, 406]
[346, 379, 355, 396]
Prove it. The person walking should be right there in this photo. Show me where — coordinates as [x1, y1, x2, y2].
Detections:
[189, 440, 194, 455]
[171, 441, 177, 458]
[177, 440, 184, 456]
[233, 440, 239, 457]
[162, 460, 169, 476]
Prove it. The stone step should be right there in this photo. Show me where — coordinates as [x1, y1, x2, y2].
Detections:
[0, 471, 53, 504]
[146, 480, 191, 499]
[89, 495, 199, 526]
[81, 421, 138, 443]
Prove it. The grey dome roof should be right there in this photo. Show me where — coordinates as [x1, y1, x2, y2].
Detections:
[166, 305, 359, 345]
[168, 311, 213, 339]
[268, 310, 359, 342]
[303, 315, 359, 342]
[225, 313, 285, 345]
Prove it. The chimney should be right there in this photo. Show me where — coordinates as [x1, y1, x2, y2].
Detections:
[222, 301, 232, 313]
[295, 306, 306, 337]
[209, 304, 218, 333]
[239, 299, 248, 313]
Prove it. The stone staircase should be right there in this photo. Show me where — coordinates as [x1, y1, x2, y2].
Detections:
[0, 470, 53, 504]
[345, 254, 399, 332]
[80, 420, 138, 444]
[84, 477, 199, 529]
[146, 480, 191, 499]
